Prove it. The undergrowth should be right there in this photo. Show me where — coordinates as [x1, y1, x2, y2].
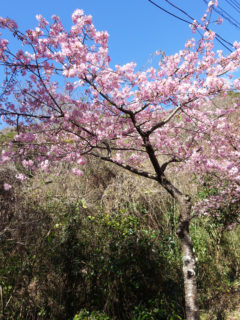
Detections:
[0, 161, 239, 320]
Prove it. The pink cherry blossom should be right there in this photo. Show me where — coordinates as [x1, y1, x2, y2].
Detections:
[216, 17, 223, 25]
[0, 7, 240, 318]
[22, 159, 34, 168]
[3, 183, 12, 191]
[72, 168, 83, 176]
[15, 173, 27, 181]
[77, 157, 86, 165]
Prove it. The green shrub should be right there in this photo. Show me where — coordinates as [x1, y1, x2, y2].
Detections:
[0, 192, 185, 319]
[1, 165, 239, 320]
[73, 309, 111, 320]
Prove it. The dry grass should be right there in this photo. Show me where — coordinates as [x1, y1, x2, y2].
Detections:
[227, 305, 240, 320]
[1, 155, 239, 319]
[24, 156, 199, 234]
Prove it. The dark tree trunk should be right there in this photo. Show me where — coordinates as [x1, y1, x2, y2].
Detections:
[176, 195, 200, 320]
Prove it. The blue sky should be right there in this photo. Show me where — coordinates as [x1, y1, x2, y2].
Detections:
[1, 0, 240, 68]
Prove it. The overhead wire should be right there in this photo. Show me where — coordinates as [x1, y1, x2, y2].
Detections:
[223, 0, 240, 14]
[202, 0, 240, 29]
[148, 0, 233, 52]
[148, 0, 192, 24]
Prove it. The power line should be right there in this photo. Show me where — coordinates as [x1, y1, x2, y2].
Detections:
[202, 0, 240, 29]
[148, 0, 192, 24]
[148, 0, 233, 52]
[164, 0, 233, 48]
[224, 0, 240, 12]
[163, 0, 195, 21]
[224, 0, 240, 14]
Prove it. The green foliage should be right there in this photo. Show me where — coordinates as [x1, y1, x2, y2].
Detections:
[192, 179, 240, 319]
[0, 166, 239, 320]
[132, 299, 184, 320]
[190, 217, 240, 319]
[227, 90, 240, 98]
[0, 129, 16, 144]
[50, 202, 184, 320]
[0, 187, 184, 320]
[73, 309, 111, 320]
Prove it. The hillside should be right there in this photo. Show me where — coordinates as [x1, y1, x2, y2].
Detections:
[0, 153, 239, 319]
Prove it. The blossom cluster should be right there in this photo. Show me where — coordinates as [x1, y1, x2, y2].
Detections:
[0, 8, 240, 215]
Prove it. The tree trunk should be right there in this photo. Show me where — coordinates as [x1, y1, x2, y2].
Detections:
[156, 175, 200, 320]
[176, 195, 200, 320]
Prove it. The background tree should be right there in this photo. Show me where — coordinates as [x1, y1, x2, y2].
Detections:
[0, 2, 240, 319]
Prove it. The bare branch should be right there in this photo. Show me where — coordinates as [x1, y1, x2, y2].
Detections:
[160, 157, 181, 173]
[146, 104, 182, 136]
[89, 152, 158, 180]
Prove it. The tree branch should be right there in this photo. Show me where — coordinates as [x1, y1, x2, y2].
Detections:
[89, 152, 158, 180]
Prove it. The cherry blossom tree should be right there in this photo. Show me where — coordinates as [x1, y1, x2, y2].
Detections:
[0, 2, 240, 319]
